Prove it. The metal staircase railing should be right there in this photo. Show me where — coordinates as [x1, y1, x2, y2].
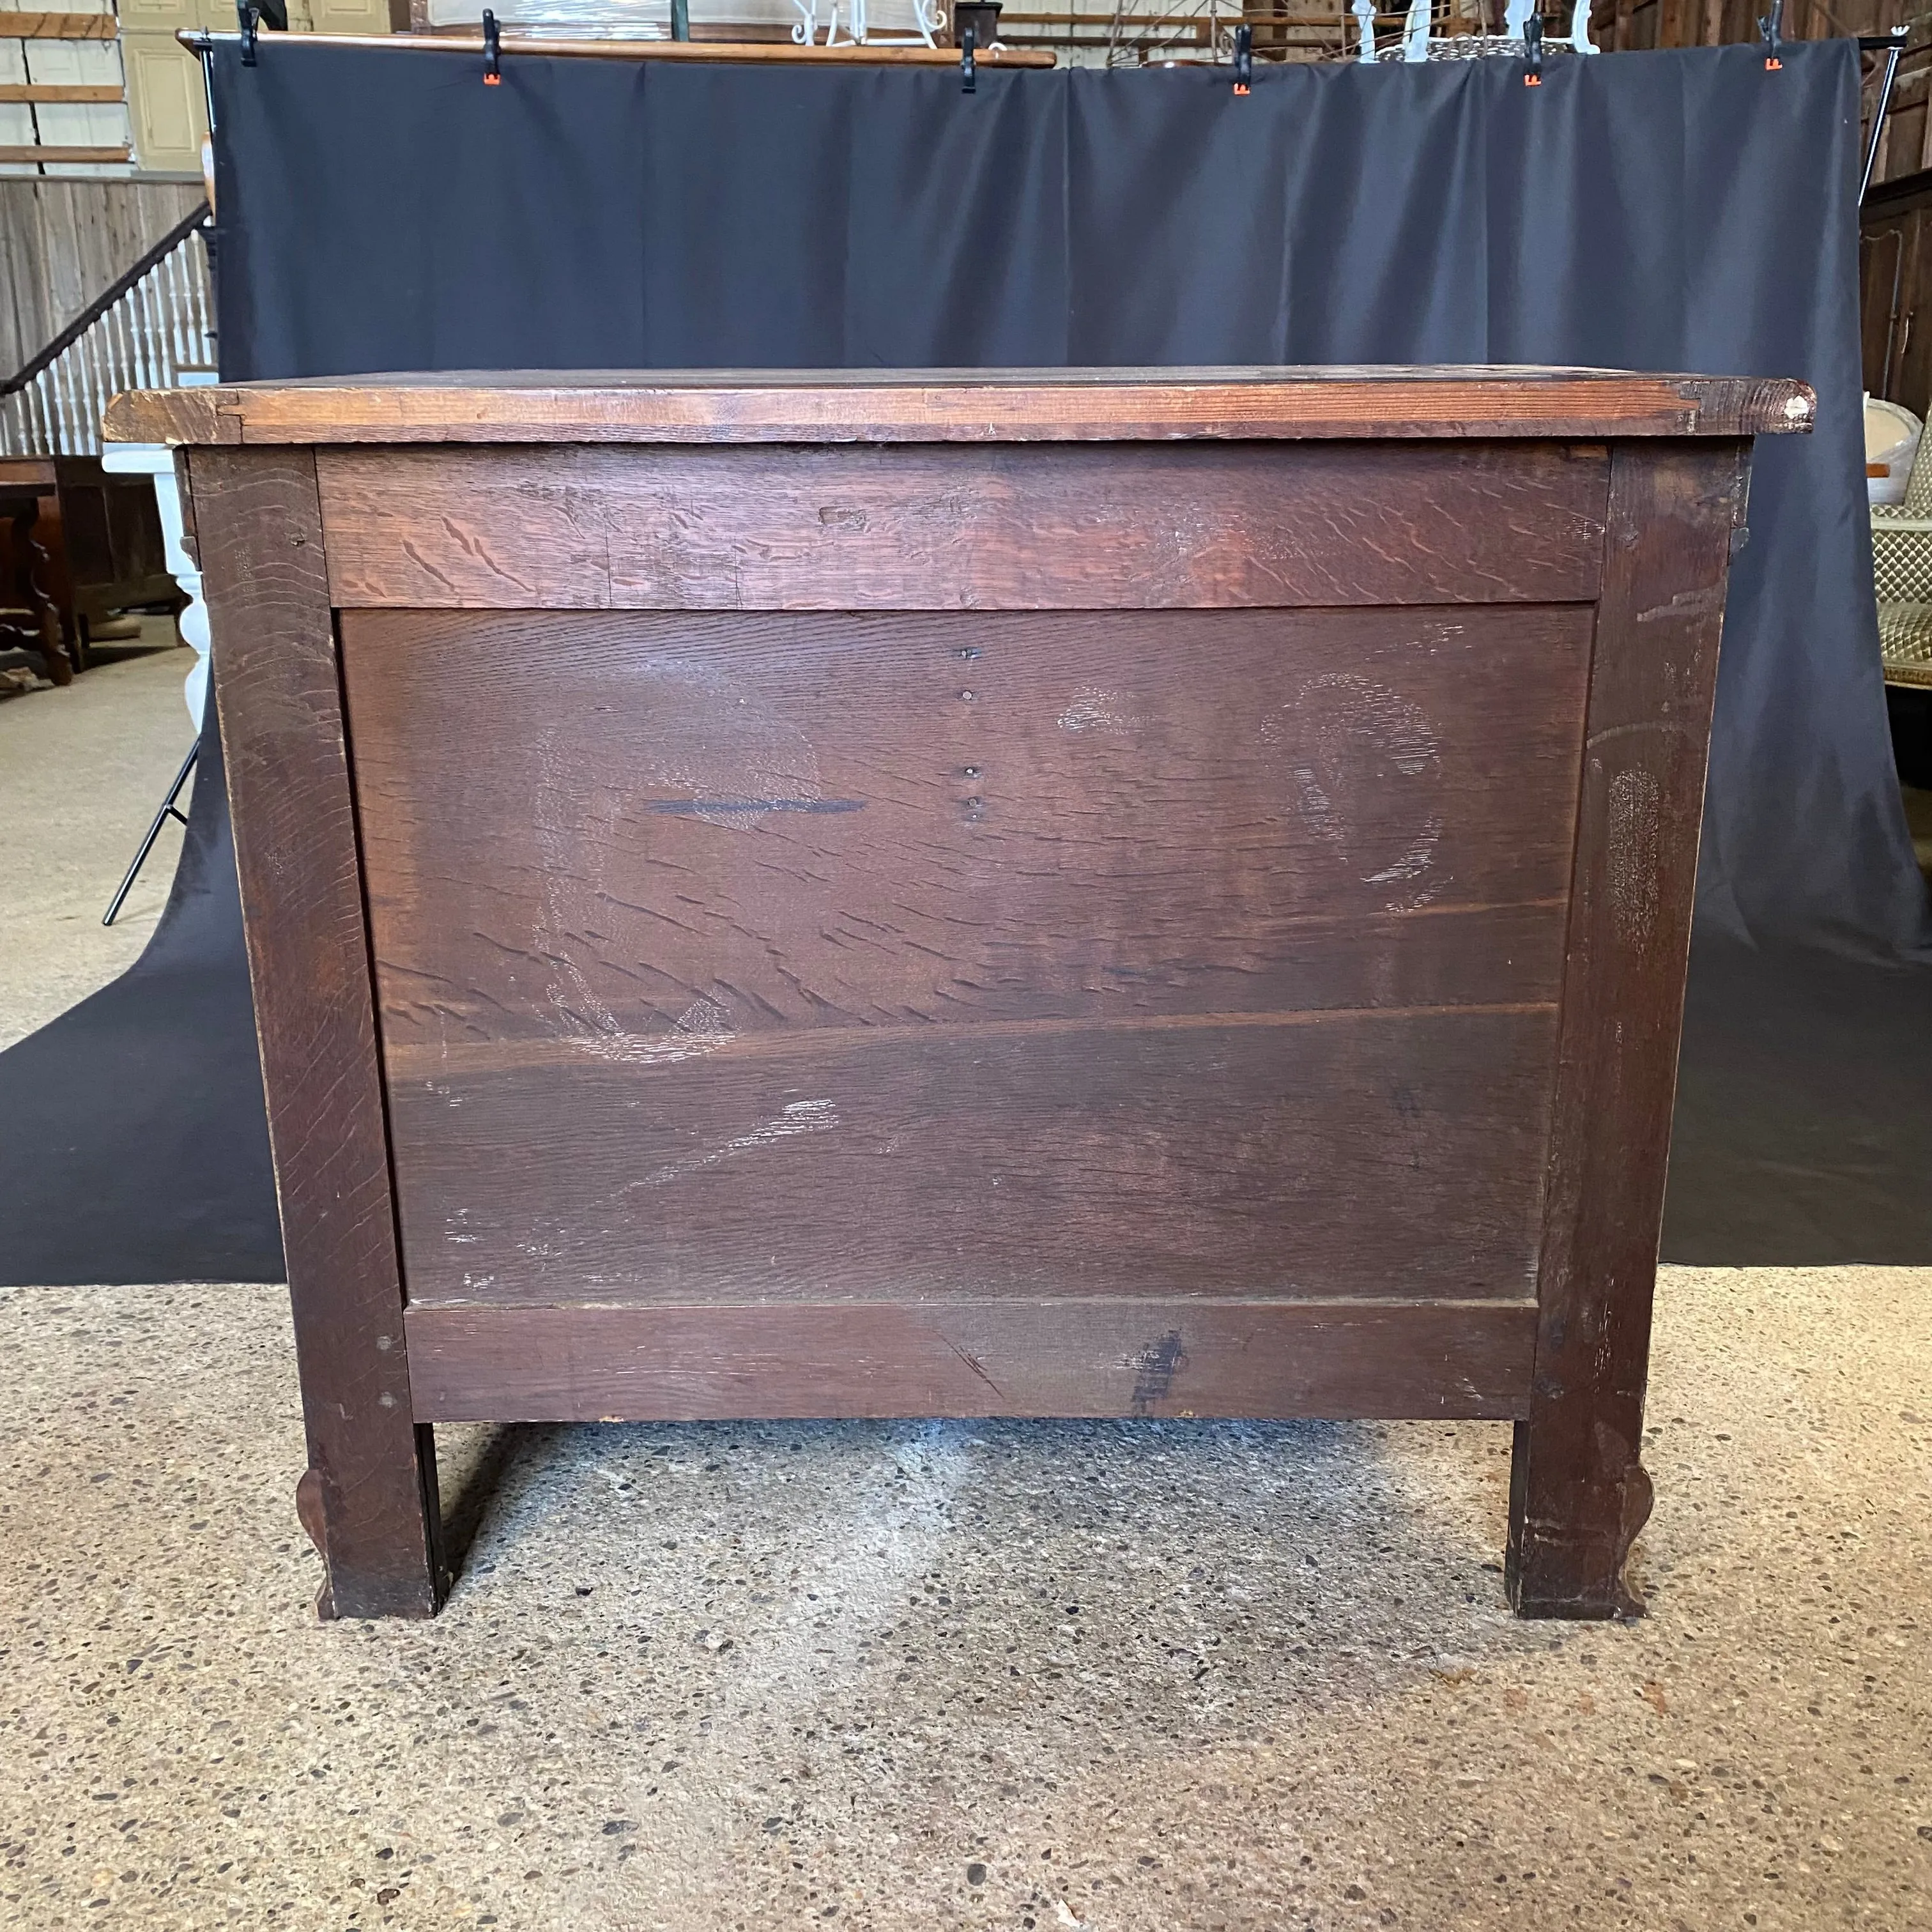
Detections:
[0, 203, 217, 460]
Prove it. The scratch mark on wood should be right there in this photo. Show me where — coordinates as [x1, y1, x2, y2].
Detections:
[1057, 686, 1143, 734]
[1129, 1330, 1188, 1414]
[642, 797, 865, 816]
[1270, 671, 1446, 910]
[1606, 768, 1660, 949]
[628, 1098, 840, 1192]
[945, 1337, 1006, 1400]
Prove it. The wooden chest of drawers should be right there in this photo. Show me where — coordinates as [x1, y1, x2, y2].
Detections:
[108, 365, 1810, 1621]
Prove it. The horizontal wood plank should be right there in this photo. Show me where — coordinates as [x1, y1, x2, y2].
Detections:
[0, 12, 118, 37]
[0, 82, 123, 102]
[319, 443, 1611, 609]
[0, 144, 130, 164]
[105, 365, 1818, 448]
[341, 604, 1592, 1055]
[404, 1297, 1538, 1422]
[388, 1008, 1560, 1308]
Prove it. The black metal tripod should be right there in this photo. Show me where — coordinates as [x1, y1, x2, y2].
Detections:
[102, 741, 197, 928]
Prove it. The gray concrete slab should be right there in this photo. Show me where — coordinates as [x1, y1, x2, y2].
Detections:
[0, 635, 197, 1050]
[1, 1265, 1928, 1931]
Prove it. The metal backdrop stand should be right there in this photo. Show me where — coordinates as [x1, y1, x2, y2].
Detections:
[103, 741, 198, 928]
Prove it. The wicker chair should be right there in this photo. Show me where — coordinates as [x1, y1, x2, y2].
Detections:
[1873, 429, 1932, 689]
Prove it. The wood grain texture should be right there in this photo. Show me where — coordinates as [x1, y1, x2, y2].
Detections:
[341, 604, 1591, 1058]
[0, 84, 126, 102]
[189, 446, 445, 1622]
[317, 443, 1612, 610]
[103, 365, 1818, 449]
[341, 604, 1585, 1314]
[388, 1008, 1560, 1308]
[0, 146, 131, 165]
[405, 1299, 1538, 1423]
[1505, 440, 1749, 1621]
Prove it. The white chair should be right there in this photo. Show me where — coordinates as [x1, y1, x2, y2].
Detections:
[1873, 424, 1932, 692]
[794, 0, 944, 46]
[1361, 0, 1597, 61]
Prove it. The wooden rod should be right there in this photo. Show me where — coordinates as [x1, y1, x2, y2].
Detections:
[0, 82, 123, 102]
[174, 27, 1055, 66]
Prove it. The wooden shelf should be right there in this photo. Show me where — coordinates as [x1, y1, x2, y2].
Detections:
[0, 82, 123, 101]
[0, 12, 120, 38]
[0, 144, 132, 163]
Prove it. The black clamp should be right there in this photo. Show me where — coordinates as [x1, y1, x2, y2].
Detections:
[1759, 0, 1782, 68]
[1522, 11, 1542, 84]
[1232, 22, 1252, 95]
[961, 25, 976, 92]
[236, 0, 284, 67]
[483, 9, 502, 83]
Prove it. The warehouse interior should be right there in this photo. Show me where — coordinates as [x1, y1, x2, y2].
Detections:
[2, 4, 1929, 1929]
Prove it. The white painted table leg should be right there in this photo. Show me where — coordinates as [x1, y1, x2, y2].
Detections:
[99, 440, 208, 729]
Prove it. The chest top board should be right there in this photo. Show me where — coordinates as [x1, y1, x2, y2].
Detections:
[107, 366, 1813, 1624]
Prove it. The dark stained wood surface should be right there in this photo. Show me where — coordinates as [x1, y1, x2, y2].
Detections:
[405, 1298, 1538, 1423]
[388, 1009, 1559, 1307]
[342, 604, 1593, 1056]
[168, 382, 1773, 1619]
[1505, 440, 1749, 1621]
[105, 365, 1818, 449]
[190, 447, 445, 1621]
[337, 601, 1588, 1312]
[316, 443, 1611, 611]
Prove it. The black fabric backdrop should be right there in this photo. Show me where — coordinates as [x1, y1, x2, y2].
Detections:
[4, 36, 1929, 1285]
[211, 34, 1929, 958]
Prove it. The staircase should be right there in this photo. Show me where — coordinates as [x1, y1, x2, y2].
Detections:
[0, 200, 215, 457]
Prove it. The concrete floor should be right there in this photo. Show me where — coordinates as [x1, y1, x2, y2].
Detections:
[2, 648, 1930, 1931]
[0, 636, 197, 1050]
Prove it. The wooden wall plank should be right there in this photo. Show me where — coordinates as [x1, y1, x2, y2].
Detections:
[0, 82, 125, 102]
[0, 12, 120, 36]
[189, 445, 445, 1621]
[0, 143, 129, 163]
[405, 1298, 1540, 1423]
[0, 178, 203, 374]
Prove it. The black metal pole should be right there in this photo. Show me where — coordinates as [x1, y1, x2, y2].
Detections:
[103, 742, 199, 928]
[1862, 27, 1909, 205]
